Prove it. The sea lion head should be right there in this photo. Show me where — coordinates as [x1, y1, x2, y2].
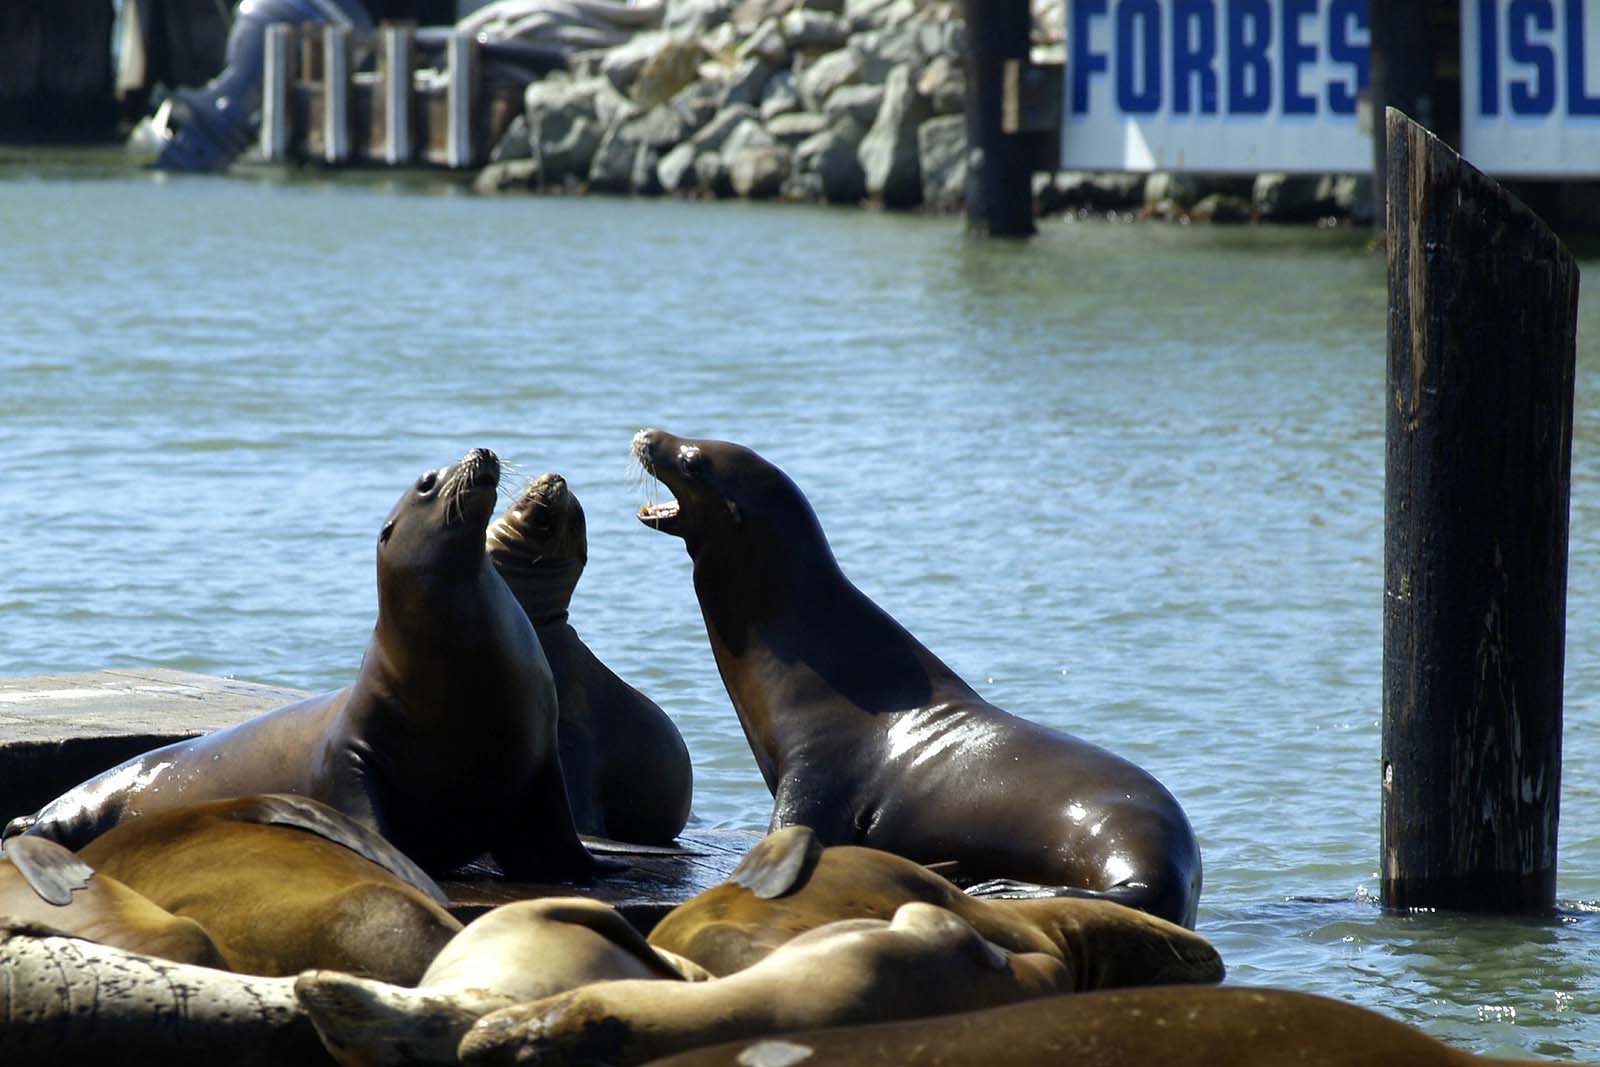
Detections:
[630, 429, 831, 567]
[486, 473, 587, 624]
[378, 447, 502, 585]
[1016, 897, 1225, 990]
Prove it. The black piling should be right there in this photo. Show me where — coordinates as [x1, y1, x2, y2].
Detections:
[1381, 108, 1579, 914]
[961, 0, 1034, 238]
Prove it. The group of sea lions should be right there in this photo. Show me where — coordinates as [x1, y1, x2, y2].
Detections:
[0, 434, 1582, 1066]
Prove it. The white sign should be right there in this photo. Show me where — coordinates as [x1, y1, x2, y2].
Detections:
[1462, 0, 1600, 176]
[1063, 0, 1372, 173]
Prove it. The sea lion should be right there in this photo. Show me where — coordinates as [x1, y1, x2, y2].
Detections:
[630, 429, 1203, 926]
[635, 986, 1588, 1067]
[77, 794, 462, 983]
[0, 834, 228, 967]
[458, 902, 1071, 1067]
[486, 472, 693, 844]
[6, 448, 597, 880]
[295, 896, 709, 1067]
[646, 825, 1221, 985]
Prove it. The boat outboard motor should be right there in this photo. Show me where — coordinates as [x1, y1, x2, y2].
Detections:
[136, 0, 372, 172]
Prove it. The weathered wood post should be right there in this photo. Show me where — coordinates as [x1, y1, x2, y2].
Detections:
[446, 30, 479, 168]
[380, 22, 414, 164]
[259, 23, 293, 162]
[1382, 108, 1579, 914]
[322, 23, 352, 164]
[960, 0, 1034, 237]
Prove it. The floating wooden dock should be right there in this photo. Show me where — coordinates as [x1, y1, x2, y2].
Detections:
[0, 669, 753, 931]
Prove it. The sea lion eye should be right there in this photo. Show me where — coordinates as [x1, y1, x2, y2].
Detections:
[679, 446, 703, 476]
[379, 519, 396, 544]
[417, 471, 438, 494]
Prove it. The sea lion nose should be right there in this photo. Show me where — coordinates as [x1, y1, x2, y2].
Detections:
[463, 447, 499, 478]
[632, 429, 662, 460]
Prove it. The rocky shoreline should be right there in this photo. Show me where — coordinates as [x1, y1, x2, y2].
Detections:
[472, 0, 1373, 225]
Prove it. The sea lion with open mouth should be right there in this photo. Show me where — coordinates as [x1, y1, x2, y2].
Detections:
[630, 429, 1202, 927]
[487, 473, 693, 845]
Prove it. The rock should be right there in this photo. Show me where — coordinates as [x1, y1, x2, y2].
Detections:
[665, 0, 734, 36]
[669, 79, 723, 130]
[473, 158, 540, 194]
[532, 111, 603, 184]
[732, 0, 794, 33]
[917, 113, 965, 212]
[601, 32, 672, 95]
[720, 56, 773, 108]
[1252, 173, 1326, 221]
[917, 54, 965, 115]
[853, 26, 922, 81]
[1143, 171, 1202, 214]
[1321, 174, 1372, 220]
[630, 104, 695, 150]
[1190, 193, 1253, 223]
[844, 0, 902, 31]
[657, 141, 700, 192]
[794, 119, 866, 203]
[695, 150, 735, 196]
[766, 110, 829, 145]
[720, 116, 776, 158]
[858, 63, 930, 208]
[1051, 171, 1144, 210]
[690, 103, 760, 150]
[801, 0, 845, 13]
[633, 39, 708, 107]
[1033, 171, 1066, 216]
[589, 106, 694, 193]
[701, 21, 741, 55]
[588, 124, 638, 192]
[797, 46, 864, 111]
[739, 17, 789, 67]
[823, 83, 884, 129]
[489, 114, 532, 162]
[781, 9, 848, 49]
[759, 69, 801, 121]
[729, 144, 792, 198]
[524, 73, 577, 118]
[633, 143, 666, 194]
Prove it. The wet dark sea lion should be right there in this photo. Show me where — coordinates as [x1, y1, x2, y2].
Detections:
[635, 986, 1585, 1067]
[631, 429, 1202, 927]
[0, 834, 228, 967]
[486, 473, 693, 844]
[78, 794, 462, 982]
[646, 825, 1221, 985]
[6, 448, 596, 880]
[458, 903, 1072, 1067]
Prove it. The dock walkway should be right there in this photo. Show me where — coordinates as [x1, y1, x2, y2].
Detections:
[0, 669, 752, 929]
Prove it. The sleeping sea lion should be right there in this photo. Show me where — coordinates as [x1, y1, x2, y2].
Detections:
[646, 825, 1221, 985]
[630, 429, 1202, 926]
[487, 472, 693, 844]
[78, 794, 461, 983]
[457, 902, 1071, 1067]
[7, 449, 597, 881]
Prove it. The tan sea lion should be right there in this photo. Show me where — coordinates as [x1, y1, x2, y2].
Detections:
[630, 429, 1203, 926]
[6, 448, 599, 881]
[457, 902, 1072, 1067]
[646, 825, 1222, 984]
[295, 896, 709, 1067]
[634, 986, 1591, 1067]
[78, 794, 462, 983]
[487, 472, 693, 844]
[0, 834, 227, 968]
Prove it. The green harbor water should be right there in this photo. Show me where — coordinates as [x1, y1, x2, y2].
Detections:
[1, 148, 1597, 1058]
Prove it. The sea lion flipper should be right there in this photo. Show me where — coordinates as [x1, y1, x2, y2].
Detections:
[228, 794, 450, 907]
[5, 836, 95, 906]
[493, 761, 605, 880]
[534, 899, 690, 980]
[728, 826, 823, 900]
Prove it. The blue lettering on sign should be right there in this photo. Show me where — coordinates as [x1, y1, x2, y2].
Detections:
[1508, 0, 1556, 115]
[1326, 0, 1369, 114]
[1066, 1, 1374, 121]
[1228, 0, 1272, 113]
[1281, 0, 1318, 114]
[1172, 0, 1219, 113]
[1567, 0, 1600, 115]
[1118, 0, 1163, 112]
[1071, 0, 1109, 114]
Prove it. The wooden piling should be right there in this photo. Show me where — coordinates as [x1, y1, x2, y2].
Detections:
[380, 23, 414, 164]
[446, 31, 479, 169]
[259, 24, 292, 162]
[960, 0, 1034, 237]
[1381, 108, 1579, 914]
[322, 24, 352, 164]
